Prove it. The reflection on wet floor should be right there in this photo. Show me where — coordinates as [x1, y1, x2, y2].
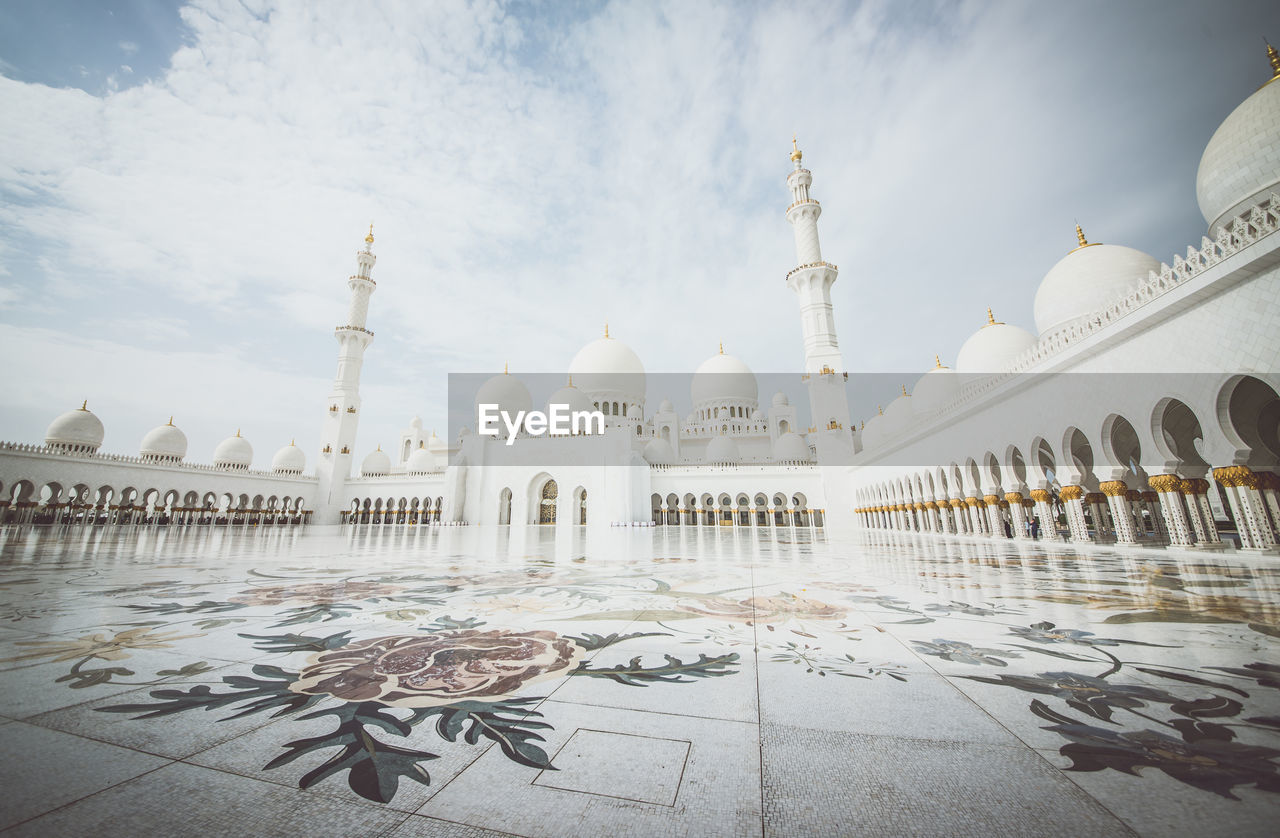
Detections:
[0, 524, 1277, 837]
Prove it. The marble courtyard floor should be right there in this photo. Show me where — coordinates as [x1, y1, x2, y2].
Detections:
[0, 525, 1278, 837]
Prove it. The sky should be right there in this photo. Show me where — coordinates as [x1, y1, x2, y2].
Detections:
[1, 0, 1278, 469]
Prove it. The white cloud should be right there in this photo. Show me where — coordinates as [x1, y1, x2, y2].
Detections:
[0, 0, 1274, 456]
[119, 41, 139, 55]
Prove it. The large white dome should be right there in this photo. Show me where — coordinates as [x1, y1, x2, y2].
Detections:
[691, 348, 758, 406]
[704, 435, 741, 464]
[567, 331, 646, 402]
[1033, 232, 1161, 335]
[271, 441, 305, 474]
[140, 419, 187, 462]
[955, 310, 1037, 373]
[475, 371, 532, 424]
[213, 431, 253, 470]
[773, 432, 811, 463]
[45, 402, 105, 452]
[642, 437, 675, 465]
[361, 447, 391, 476]
[1196, 62, 1280, 233]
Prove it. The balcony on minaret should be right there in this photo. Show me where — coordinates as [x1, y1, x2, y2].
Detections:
[335, 325, 374, 336]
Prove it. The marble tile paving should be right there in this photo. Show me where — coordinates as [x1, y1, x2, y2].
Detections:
[0, 523, 1276, 837]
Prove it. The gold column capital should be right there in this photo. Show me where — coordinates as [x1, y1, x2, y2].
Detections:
[1213, 465, 1258, 489]
[1148, 474, 1181, 493]
[983, 494, 1001, 505]
[1004, 491, 1024, 504]
[1099, 480, 1129, 497]
[1029, 489, 1051, 503]
[1059, 485, 1084, 501]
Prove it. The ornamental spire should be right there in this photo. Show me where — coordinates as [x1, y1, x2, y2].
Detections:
[1268, 38, 1280, 80]
[719, 341, 724, 354]
[604, 322, 610, 339]
[790, 134, 802, 163]
[935, 355, 943, 369]
[1076, 223, 1088, 248]
[365, 222, 374, 244]
[986, 307, 996, 326]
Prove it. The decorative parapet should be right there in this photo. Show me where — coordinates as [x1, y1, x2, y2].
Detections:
[0, 440, 312, 479]
[785, 261, 838, 282]
[335, 326, 374, 336]
[858, 193, 1280, 454]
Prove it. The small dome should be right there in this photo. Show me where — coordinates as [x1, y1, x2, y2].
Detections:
[642, 437, 675, 465]
[406, 445, 434, 474]
[213, 431, 253, 470]
[361, 447, 391, 476]
[546, 382, 596, 419]
[427, 429, 447, 452]
[882, 387, 912, 425]
[773, 432, 811, 462]
[45, 402, 105, 452]
[567, 331, 646, 402]
[860, 408, 886, 450]
[1196, 66, 1280, 233]
[691, 348, 758, 406]
[657, 398, 675, 413]
[1033, 233, 1160, 335]
[705, 435, 741, 464]
[955, 311, 1037, 373]
[912, 361, 960, 414]
[771, 391, 789, 408]
[140, 418, 187, 462]
[475, 371, 532, 428]
[272, 441, 305, 474]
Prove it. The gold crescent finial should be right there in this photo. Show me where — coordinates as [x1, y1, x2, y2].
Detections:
[80, 399, 88, 410]
[567, 374, 573, 387]
[168, 415, 174, 425]
[790, 134, 802, 162]
[1268, 38, 1280, 80]
[719, 341, 724, 354]
[376, 443, 381, 451]
[503, 361, 509, 374]
[365, 222, 374, 244]
[877, 405, 883, 415]
[236, 428, 241, 437]
[1076, 223, 1088, 248]
[987, 307, 996, 326]
[604, 322, 610, 339]
[902, 384, 908, 396]
[935, 355, 943, 369]
[290, 438, 295, 446]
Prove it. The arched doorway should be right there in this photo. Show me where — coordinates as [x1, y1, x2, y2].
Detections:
[539, 480, 558, 524]
[498, 488, 512, 525]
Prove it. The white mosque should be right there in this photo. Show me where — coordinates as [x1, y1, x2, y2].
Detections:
[2, 46, 1279, 552]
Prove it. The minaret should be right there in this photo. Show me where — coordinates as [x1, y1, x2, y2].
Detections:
[784, 140, 851, 443]
[785, 137, 844, 376]
[315, 225, 378, 519]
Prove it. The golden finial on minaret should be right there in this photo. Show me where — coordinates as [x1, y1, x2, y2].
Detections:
[901, 384, 908, 396]
[1076, 224, 1088, 248]
[790, 133, 802, 163]
[567, 374, 574, 387]
[986, 308, 997, 326]
[877, 405, 883, 415]
[1267, 38, 1280, 80]
[290, 438, 295, 446]
[80, 400, 88, 410]
[935, 355, 943, 369]
[365, 222, 374, 244]
[235, 428, 241, 437]
[719, 341, 724, 354]
[604, 322, 610, 339]
[168, 416, 174, 425]
[503, 361, 509, 375]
